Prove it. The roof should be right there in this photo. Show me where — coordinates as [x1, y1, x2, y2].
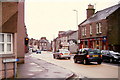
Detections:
[80, 3, 120, 26]
[60, 30, 77, 36]
[39, 39, 48, 43]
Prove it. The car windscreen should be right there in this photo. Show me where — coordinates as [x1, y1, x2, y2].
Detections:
[115, 54, 120, 56]
[59, 50, 70, 53]
[90, 50, 101, 54]
[112, 53, 120, 56]
[89, 51, 94, 54]
[101, 50, 109, 54]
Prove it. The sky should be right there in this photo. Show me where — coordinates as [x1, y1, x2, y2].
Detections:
[25, 0, 119, 42]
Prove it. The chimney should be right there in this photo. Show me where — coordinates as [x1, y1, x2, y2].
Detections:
[86, 4, 95, 19]
[41, 37, 46, 40]
[58, 31, 64, 38]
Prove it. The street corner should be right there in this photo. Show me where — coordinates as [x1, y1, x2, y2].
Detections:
[17, 57, 45, 78]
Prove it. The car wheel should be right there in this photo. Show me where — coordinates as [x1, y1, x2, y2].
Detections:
[97, 61, 102, 64]
[57, 55, 60, 59]
[74, 59, 77, 63]
[53, 55, 56, 59]
[68, 57, 70, 59]
[83, 59, 88, 65]
[109, 58, 113, 63]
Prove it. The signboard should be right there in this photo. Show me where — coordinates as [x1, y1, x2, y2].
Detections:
[2, 58, 19, 63]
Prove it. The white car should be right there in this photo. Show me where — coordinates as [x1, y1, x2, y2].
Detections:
[53, 49, 71, 59]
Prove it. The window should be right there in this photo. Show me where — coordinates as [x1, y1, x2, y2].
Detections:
[82, 26, 86, 36]
[90, 24, 92, 35]
[0, 33, 13, 54]
[99, 23, 102, 33]
[96, 23, 99, 34]
[96, 22, 102, 34]
[82, 27, 84, 36]
[85, 27, 86, 36]
[42, 43, 44, 46]
[44, 43, 47, 46]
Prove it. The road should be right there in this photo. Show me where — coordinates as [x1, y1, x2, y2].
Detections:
[31, 51, 119, 79]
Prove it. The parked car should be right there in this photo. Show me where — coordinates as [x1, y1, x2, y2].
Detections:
[101, 50, 120, 63]
[32, 48, 37, 52]
[36, 49, 41, 54]
[73, 48, 102, 65]
[53, 49, 71, 59]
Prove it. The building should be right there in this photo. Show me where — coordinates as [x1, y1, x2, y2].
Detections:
[67, 30, 78, 53]
[78, 4, 120, 52]
[39, 37, 51, 51]
[17, 0, 26, 63]
[0, 1, 26, 79]
[52, 30, 78, 53]
[59, 31, 69, 50]
[28, 38, 39, 52]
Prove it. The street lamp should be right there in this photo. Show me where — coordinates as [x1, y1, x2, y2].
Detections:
[73, 9, 78, 28]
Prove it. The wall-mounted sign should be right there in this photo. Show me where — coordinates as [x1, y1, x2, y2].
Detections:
[3, 58, 19, 63]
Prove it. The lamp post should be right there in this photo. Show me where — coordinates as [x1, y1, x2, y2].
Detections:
[73, 9, 80, 50]
[73, 9, 78, 28]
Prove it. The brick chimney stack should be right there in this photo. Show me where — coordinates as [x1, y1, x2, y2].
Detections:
[41, 37, 46, 40]
[86, 4, 95, 19]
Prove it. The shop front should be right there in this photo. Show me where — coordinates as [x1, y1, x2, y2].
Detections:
[79, 36, 108, 50]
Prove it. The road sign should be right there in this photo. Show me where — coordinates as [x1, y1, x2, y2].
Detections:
[2, 58, 19, 63]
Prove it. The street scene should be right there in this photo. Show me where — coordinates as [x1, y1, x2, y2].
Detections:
[0, 0, 120, 80]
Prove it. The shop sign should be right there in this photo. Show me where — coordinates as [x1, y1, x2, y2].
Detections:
[103, 36, 107, 42]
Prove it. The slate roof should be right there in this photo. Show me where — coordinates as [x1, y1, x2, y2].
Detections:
[39, 39, 48, 43]
[80, 3, 120, 26]
[59, 30, 77, 36]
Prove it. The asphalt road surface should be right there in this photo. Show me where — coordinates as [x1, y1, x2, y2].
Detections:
[31, 51, 119, 79]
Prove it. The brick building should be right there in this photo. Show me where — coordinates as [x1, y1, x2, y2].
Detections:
[0, 1, 26, 79]
[39, 37, 51, 51]
[52, 30, 78, 53]
[78, 4, 120, 52]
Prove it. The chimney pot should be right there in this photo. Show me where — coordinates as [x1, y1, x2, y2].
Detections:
[88, 4, 94, 9]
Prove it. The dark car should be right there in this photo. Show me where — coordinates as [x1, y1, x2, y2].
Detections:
[101, 50, 120, 63]
[73, 48, 102, 65]
[36, 49, 41, 54]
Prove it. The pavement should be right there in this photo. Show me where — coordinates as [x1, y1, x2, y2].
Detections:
[17, 53, 74, 79]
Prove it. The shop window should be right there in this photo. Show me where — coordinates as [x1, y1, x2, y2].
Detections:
[96, 40, 99, 49]
[85, 41, 88, 47]
[0, 33, 13, 54]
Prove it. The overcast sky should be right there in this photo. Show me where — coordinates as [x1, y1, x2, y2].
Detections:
[25, 0, 119, 42]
